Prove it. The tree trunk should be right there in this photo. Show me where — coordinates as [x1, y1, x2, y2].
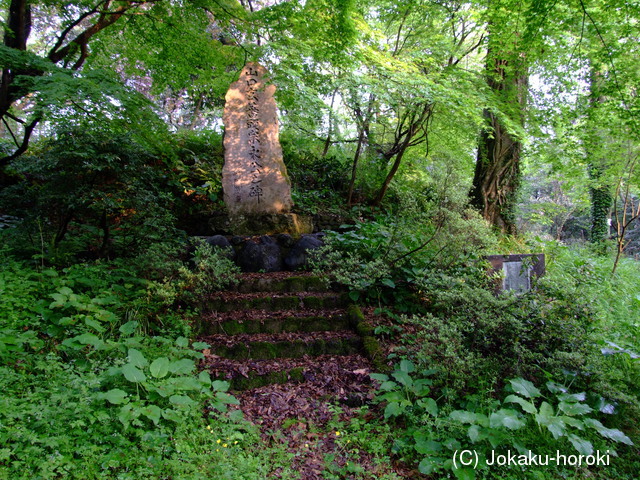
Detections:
[587, 67, 612, 244]
[470, 49, 528, 234]
[470, 109, 523, 235]
[347, 94, 374, 206]
[322, 88, 339, 158]
[99, 209, 110, 257]
[372, 136, 412, 207]
[54, 211, 74, 247]
[0, 0, 31, 118]
[347, 128, 366, 206]
[1, 0, 145, 164]
[371, 103, 432, 207]
[189, 93, 204, 130]
[0, 0, 34, 167]
[589, 165, 612, 243]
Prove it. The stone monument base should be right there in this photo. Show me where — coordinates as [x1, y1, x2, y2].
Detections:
[209, 213, 313, 237]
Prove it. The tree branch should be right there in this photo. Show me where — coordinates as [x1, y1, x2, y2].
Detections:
[48, 1, 147, 69]
[3, 111, 25, 124]
[49, 0, 107, 58]
[0, 116, 40, 166]
[2, 116, 20, 147]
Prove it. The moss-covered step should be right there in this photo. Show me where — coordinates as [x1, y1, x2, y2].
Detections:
[346, 304, 390, 373]
[236, 274, 329, 293]
[203, 331, 363, 360]
[201, 311, 351, 335]
[202, 292, 349, 312]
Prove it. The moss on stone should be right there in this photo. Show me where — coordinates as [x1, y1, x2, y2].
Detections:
[236, 275, 328, 294]
[205, 295, 306, 312]
[300, 316, 351, 332]
[226, 213, 313, 237]
[271, 280, 289, 292]
[206, 314, 351, 336]
[287, 278, 305, 292]
[362, 335, 388, 373]
[293, 276, 327, 292]
[212, 343, 251, 360]
[302, 296, 324, 309]
[247, 342, 282, 359]
[289, 367, 304, 382]
[355, 322, 374, 337]
[221, 321, 248, 335]
[346, 304, 366, 327]
[214, 336, 362, 360]
[205, 292, 352, 313]
[302, 294, 347, 309]
[272, 296, 303, 310]
[346, 304, 374, 335]
[346, 304, 390, 373]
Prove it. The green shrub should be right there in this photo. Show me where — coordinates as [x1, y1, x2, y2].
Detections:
[149, 239, 240, 306]
[170, 129, 226, 222]
[0, 127, 181, 261]
[403, 272, 597, 397]
[0, 249, 293, 480]
[281, 133, 351, 215]
[536, 241, 640, 427]
[371, 361, 637, 480]
[0, 351, 291, 480]
[312, 209, 497, 308]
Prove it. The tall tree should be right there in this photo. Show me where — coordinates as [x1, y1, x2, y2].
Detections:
[470, 0, 530, 234]
[576, 0, 640, 246]
[365, 0, 486, 207]
[520, 0, 640, 249]
[87, 0, 249, 131]
[587, 64, 613, 243]
[333, 0, 486, 207]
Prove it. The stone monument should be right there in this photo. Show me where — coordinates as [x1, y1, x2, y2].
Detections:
[219, 62, 312, 236]
[485, 254, 545, 294]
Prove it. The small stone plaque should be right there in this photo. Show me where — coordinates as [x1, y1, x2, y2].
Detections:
[222, 62, 293, 216]
[485, 254, 545, 294]
[503, 261, 530, 293]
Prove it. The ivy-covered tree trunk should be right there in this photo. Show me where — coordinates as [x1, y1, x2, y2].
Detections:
[589, 165, 612, 243]
[470, 55, 528, 235]
[587, 66, 612, 244]
[470, 107, 523, 234]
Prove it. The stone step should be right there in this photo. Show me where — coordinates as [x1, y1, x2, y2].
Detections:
[201, 354, 373, 391]
[203, 291, 349, 312]
[235, 272, 329, 293]
[200, 309, 351, 335]
[200, 331, 363, 360]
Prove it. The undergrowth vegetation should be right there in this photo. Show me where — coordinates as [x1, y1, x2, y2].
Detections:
[0, 240, 297, 479]
[1, 127, 639, 478]
[314, 208, 640, 478]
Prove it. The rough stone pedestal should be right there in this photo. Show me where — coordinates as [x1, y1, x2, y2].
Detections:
[210, 213, 313, 237]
